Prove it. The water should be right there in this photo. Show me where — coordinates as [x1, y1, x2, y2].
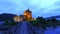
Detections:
[0, 21, 4, 26]
[56, 18, 60, 20]
[44, 26, 60, 34]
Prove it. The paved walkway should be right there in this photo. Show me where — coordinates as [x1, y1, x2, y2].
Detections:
[14, 21, 34, 34]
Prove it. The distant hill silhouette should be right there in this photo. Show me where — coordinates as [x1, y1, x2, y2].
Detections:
[51, 15, 60, 18]
[45, 15, 60, 20]
[47, 15, 60, 18]
[0, 13, 17, 21]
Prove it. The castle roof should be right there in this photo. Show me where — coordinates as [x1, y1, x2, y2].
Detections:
[25, 9, 31, 13]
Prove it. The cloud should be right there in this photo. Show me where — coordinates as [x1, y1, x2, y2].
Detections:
[0, 0, 60, 18]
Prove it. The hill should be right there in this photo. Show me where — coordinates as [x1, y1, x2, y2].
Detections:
[0, 13, 17, 21]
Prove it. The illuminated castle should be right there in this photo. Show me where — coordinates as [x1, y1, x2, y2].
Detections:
[13, 9, 33, 22]
[24, 9, 32, 21]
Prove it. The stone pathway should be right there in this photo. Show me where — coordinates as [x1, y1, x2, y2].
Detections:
[14, 22, 34, 34]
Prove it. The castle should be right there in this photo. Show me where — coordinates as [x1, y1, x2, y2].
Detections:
[13, 9, 35, 22]
[24, 9, 32, 21]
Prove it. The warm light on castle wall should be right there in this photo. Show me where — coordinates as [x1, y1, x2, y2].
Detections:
[23, 9, 32, 21]
[13, 16, 23, 22]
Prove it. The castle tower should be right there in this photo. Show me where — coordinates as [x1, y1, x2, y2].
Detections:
[24, 9, 32, 21]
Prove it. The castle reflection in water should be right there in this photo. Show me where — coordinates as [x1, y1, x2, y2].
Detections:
[13, 9, 36, 22]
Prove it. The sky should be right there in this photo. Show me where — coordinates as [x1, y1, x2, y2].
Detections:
[0, 0, 60, 18]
